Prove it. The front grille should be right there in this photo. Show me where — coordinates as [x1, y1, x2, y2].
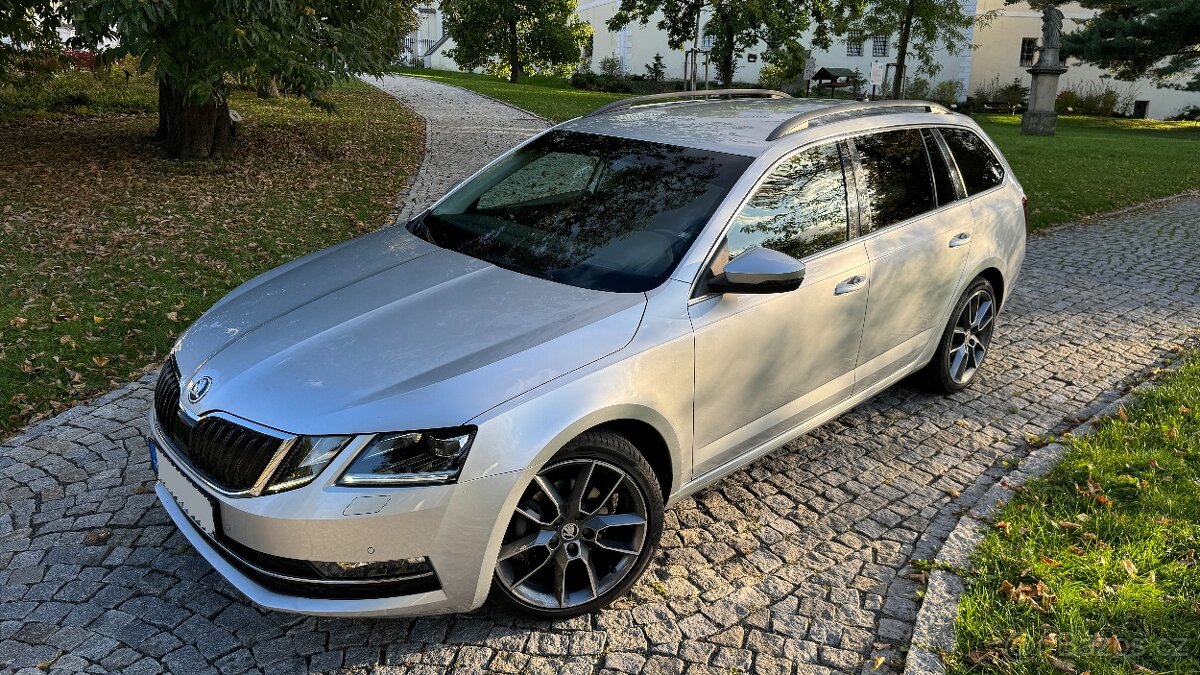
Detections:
[153, 356, 286, 493]
[154, 356, 181, 436]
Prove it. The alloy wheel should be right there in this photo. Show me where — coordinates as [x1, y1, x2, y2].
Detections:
[495, 458, 649, 610]
[948, 287, 995, 385]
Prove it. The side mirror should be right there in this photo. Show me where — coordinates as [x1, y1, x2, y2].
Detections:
[707, 247, 806, 295]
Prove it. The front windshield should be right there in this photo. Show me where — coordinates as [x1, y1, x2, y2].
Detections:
[411, 130, 753, 293]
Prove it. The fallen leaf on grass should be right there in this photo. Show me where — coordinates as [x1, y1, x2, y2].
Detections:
[92, 356, 109, 367]
[1045, 653, 1078, 674]
[1057, 520, 1081, 530]
[11, 317, 28, 328]
[1040, 555, 1062, 567]
[966, 648, 1004, 665]
[1120, 559, 1138, 577]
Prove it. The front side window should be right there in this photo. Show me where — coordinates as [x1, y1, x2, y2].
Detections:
[940, 128, 1005, 195]
[415, 131, 753, 293]
[853, 129, 937, 232]
[726, 143, 849, 261]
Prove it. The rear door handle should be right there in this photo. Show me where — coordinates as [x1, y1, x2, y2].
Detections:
[834, 275, 867, 296]
[949, 232, 972, 248]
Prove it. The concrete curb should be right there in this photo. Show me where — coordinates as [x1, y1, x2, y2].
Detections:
[902, 352, 1190, 674]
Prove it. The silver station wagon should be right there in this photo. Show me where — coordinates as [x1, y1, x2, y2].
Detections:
[149, 91, 1026, 618]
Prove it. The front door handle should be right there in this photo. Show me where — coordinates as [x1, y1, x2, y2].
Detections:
[949, 232, 972, 248]
[834, 275, 867, 296]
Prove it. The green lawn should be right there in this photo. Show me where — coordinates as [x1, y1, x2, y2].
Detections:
[394, 68, 1200, 230]
[0, 76, 422, 434]
[973, 115, 1200, 229]
[950, 351, 1200, 675]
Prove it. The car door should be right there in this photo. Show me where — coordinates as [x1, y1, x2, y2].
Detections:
[688, 141, 871, 476]
[850, 128, 975, 392]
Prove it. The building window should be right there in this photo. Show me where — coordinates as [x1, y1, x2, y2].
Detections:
[872, 35, 889, 58]
[701, 35, 714, 51]
[847, 31, 864, 57]
[1019, 37, 1037, 66]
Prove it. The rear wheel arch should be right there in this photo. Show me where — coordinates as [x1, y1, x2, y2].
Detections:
[977, 266, 1005, 308]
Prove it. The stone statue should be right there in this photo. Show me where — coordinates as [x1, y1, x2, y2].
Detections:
[1041, 5, 1065, 51]
[1023, 3, 1069, 136]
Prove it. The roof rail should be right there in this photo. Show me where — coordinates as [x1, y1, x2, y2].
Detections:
[583, 89, 791, 118]
[766, 100, 951, 141]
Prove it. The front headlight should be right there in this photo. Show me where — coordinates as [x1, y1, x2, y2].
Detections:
[264, 435, 353, 494]
[338, 427, 475, 486]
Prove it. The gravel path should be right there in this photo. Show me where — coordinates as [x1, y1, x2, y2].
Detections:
[2, 77, 1199, 675]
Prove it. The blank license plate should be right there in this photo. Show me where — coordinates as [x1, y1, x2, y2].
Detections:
[158, 453, 218, 537]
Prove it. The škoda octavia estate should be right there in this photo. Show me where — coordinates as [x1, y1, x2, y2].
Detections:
[149, 91, 1026, 618]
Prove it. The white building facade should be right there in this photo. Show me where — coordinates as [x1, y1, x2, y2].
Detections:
[414, 0, 1200, 119]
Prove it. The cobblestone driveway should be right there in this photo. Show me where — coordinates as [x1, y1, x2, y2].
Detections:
[2, 77, 1199, 675]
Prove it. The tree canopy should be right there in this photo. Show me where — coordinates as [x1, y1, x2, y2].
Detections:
[1061, 0, 1200, 91]
[855, 0, 984, 99]
[606, 0, 860, 87]
[442, 0, 592, 83]
[1, 1, 66, 82]
[66, 0, 417, 158]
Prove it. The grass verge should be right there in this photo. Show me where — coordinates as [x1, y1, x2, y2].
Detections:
[0, 77, 422, 434]
[950, 350, 1200, 675]
[392, 69, 1200, 230]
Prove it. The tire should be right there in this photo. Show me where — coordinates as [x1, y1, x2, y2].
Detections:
[919, 277, 998, 394]
[491, 431, 664, 619]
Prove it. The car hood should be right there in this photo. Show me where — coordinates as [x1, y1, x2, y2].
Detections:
[173, 227, 646, 435]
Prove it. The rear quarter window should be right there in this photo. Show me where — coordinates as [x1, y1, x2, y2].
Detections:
[940, 128, 1005, 196]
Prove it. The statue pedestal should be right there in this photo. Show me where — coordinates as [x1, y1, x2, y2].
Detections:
[1021, 57, 1068, 136]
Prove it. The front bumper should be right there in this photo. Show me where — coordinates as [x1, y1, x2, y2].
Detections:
[148, 408, 529, 617]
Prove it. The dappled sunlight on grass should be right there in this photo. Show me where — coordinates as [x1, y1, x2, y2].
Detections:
[0, 80, 422, 434]
[951, 352, 1200, 675]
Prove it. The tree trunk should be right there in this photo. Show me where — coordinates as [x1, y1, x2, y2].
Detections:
[156, 80, 235, 160]
[892, 0, 916, 100]
[507, 17, 522, 83]
[257, 77, 280, 98]
[720, 20, 735, 87]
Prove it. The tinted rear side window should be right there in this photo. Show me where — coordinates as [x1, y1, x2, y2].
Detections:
[853, 129, 936, 231]
[941, 128, 1005, 195]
